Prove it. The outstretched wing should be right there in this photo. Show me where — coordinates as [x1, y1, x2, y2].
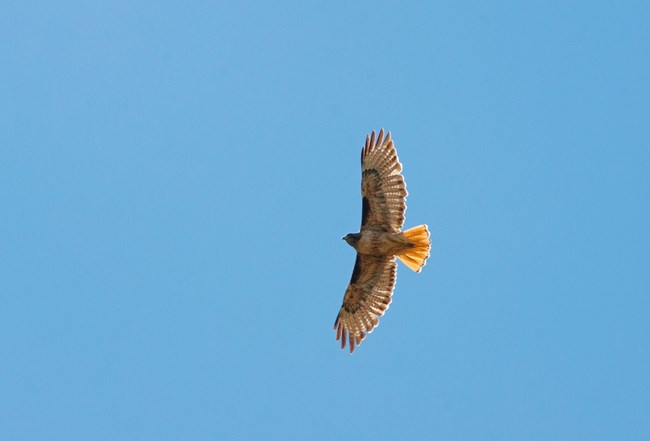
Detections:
[334, 255, 397, 352]
[360, 129, 408, 233]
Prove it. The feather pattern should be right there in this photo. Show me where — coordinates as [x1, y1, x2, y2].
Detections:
[360, 129, 408, 233]
[335, 129, 427, 353]
[334, 256, 397, 352]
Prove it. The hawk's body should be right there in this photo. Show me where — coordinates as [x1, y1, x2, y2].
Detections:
[334, 129, 430, 352]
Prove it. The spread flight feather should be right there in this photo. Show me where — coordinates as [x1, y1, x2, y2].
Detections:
[334, 129, 431, 352]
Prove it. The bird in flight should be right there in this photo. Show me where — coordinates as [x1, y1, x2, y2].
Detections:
[334, 129, 430, 353]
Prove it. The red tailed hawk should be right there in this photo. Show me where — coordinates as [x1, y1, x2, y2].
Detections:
[334, 129, 430, 352]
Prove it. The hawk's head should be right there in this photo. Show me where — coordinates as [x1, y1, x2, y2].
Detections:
[343, 233, 361, 247]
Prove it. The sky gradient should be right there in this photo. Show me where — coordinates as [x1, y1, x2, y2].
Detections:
[2, 1, 649, 440]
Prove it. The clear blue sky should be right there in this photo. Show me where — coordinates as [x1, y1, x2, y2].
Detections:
[2, 1, 649, 440]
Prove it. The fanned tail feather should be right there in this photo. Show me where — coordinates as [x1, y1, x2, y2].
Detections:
[397, 224, 431, 272]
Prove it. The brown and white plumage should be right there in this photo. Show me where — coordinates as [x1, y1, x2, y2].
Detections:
[334, 129, 431, 353]
[334, 256, 396, 353]
[360, 130, 407, 233]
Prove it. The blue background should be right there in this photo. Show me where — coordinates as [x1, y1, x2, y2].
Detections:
[2, 1, 649, 440]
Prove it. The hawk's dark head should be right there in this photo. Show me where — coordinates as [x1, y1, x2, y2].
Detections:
[343, 233, 361, 247]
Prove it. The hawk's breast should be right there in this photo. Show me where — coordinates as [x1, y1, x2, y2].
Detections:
[355, 230, 413, 257]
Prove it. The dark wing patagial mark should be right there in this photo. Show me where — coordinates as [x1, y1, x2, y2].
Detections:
[350, 254, 362, 284]
[361, 197, 371, 227]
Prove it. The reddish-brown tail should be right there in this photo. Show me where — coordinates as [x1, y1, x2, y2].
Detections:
[397, 224, 431, 272]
